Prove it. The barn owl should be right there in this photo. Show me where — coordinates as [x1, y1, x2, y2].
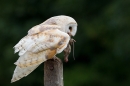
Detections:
[11, 15, 77, 83]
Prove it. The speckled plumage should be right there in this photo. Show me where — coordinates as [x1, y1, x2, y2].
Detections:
[11, 15, 77, 83]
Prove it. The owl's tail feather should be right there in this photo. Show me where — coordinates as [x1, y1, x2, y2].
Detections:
[14, 51, 48, 68]
[11, 63, 40, 83]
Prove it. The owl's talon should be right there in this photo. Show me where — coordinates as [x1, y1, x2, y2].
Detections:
[53, 56, 61, 63]
[53, 56, 56, 60]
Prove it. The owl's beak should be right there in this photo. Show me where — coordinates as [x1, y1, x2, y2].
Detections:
[67, 32, 72, 37]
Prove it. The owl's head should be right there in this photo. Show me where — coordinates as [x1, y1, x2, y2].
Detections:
[43, 15, 77, 36]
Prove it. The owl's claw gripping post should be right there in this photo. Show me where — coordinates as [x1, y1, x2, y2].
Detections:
[53, 56, 61, 63]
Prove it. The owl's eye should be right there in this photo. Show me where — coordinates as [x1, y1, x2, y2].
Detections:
[69, 26, 72, 32]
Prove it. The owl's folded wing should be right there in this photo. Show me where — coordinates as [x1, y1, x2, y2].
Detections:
[14, 26, 70, 67]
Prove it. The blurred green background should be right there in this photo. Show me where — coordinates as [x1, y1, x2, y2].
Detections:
[0, 0, 130, 86]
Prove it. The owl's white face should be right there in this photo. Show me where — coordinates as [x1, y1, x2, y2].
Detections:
[43, 15, 77, 36]
[65, 22, 77, 36]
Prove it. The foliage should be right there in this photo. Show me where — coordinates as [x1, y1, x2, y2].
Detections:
[0, 0, 130, 86]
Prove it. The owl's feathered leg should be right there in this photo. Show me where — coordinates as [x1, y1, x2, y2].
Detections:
[52, 56, 61, 62]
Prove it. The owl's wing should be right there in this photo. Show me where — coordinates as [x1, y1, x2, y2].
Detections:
[11, 64, 40, 83]
[11, 25, 70, 82]
[28, 24, 61, 35]
[14, 26, 70, 68]
[14, 25, 62, 55]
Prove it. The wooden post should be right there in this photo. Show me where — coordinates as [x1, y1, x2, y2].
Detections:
[44, 57, 63, 86]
